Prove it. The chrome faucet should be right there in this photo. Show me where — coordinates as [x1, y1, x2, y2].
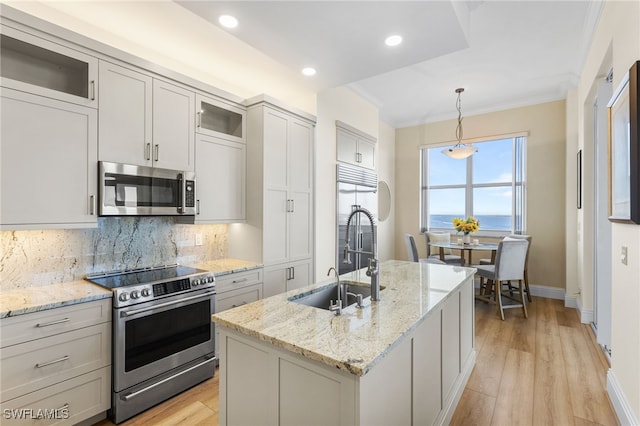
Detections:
[327, 267, 342, 315]
[343, 207, 380, 301]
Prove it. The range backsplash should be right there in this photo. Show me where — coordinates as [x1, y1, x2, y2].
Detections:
[0, 217, 228, 290]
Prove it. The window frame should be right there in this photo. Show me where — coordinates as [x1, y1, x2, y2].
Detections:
[420, 134, 527, 237]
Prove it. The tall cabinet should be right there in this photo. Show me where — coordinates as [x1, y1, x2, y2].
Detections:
[241, 97, 316, 298]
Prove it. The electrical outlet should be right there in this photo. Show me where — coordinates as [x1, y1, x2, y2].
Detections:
[195, 233, 203, 246]
[621, 246, 628, 265]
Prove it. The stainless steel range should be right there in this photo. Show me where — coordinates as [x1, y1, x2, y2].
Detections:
[86, 265, 216, 424]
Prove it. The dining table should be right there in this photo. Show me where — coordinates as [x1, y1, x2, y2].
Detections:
[429, 241, 500, 267]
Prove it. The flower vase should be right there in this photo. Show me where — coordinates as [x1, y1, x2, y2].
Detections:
[463, 233, 471, 245]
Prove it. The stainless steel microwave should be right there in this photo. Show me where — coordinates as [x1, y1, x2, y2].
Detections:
[99, 161, 196, 216]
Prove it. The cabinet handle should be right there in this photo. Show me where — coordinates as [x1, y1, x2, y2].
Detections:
[154, 144, 159, 162]
[196, 200, 200, 215]
[231, 302, 248, 308]
[197, 111, 202, 128]
[286, 199, 291, 212]
[35, 317, 70, 328]
[291, 266, 295, 280]
[291, 199, 295, 213]
[145, 143, 151, 161]
[232, 278, 248, 284]
[35, 355, 69, 368]
[89, 195, 96, 215]
[286, 267, 291, 280]
[90, 80, 96, 101]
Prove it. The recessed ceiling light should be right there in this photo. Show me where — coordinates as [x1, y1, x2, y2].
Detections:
[219, 14, 238, 29]
[385, 35, 403, 47]
[301, 67, 316, 76]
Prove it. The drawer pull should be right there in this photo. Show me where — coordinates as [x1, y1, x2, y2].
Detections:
[231, 302, 248, 308]
[35, 355, 69, 368]
[35, 318, 70, 328]
[232, 278, 248, 284]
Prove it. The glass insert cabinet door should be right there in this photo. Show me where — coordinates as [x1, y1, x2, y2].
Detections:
[195, 93, 246, 142]
[0, 27, 98, 107]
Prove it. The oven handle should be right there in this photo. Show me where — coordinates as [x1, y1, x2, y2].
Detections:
[120, 290, 216, 318]
[121, 356, 216, 401]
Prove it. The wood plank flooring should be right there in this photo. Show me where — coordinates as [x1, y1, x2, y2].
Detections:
[94, 297, 618, 426]
[451, 296, 619, 426]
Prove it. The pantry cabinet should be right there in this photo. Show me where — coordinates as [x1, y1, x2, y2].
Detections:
[98, 60, 195, 171]
[0, 88, 98, 230]
[238, 97, 316, 296]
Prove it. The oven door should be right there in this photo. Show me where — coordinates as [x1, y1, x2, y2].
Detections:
[113, 288, 215, 392]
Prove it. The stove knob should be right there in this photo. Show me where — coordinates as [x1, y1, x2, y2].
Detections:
[208, 276, 214, 283]
[119, 292, 129, 302]
[192, 279, 199, 287]
[141, 288, 151, 297]
[130, 290, 140, 299]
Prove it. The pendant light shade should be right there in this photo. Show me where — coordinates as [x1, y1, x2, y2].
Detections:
[442, 88, 477, 160]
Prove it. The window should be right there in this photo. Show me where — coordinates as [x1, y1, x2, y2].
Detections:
[420, 136, 526, 235]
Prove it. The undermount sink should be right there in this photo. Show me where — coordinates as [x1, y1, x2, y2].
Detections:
[289, 281, 382, 311]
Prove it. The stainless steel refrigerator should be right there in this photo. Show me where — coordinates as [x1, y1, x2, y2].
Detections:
[336, 164, 378, 275]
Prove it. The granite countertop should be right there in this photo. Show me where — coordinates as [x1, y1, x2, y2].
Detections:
[0, 258, 262, 319]
[0, 281, 112, 319]
[212, 259, 476, 377]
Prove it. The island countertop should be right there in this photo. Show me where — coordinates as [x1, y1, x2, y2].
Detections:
[212, 259, 476, 376]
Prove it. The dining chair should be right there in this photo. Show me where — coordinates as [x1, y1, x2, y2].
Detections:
[425, 232, 463, 264]
[405, 234, 446, 264]
[474, 239, 529, 320]
[479, 234, 532, 302]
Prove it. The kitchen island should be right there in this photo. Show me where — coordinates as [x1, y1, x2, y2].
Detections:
[212, 260, 476, 426]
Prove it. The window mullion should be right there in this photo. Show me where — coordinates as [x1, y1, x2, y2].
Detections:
[466, 155, 473, 217]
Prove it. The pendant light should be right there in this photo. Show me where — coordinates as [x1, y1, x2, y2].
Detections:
[442, 88, 477, 159]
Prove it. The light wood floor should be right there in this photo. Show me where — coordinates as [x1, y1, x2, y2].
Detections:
[95, 297, 618, 426]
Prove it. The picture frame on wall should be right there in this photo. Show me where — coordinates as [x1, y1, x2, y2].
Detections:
[607, 60, 640, 224]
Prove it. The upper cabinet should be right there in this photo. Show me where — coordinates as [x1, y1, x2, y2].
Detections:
[1, 88, 98, 229]
[0, 26, 98, 108]
[336, 120, 376, 170]
[196, 94, 245, 143]
[98, 60, 195, 171]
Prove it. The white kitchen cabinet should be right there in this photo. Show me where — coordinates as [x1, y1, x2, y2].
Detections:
[0, 299, 111, 425]
[336, 121, 376, 170]
[214, 269, 263, 357]
[98, 60, 152, 166]
[196, 93, 245, 143]
[0, 88, 98, 230]
[98, 60, 195, 171]
[233, 97, 316, 296]
[195, 134, 246, 223]
[0, 25, 98, 108]
[262, 260, 311, 298]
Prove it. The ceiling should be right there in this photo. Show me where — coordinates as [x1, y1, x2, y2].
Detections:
[176, 1, 602, 128]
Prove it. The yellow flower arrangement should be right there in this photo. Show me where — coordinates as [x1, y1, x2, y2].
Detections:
[452, 216, 480, 234]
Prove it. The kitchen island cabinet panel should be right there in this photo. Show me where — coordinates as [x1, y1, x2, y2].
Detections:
[0, 88, 97, 230]
[215, 262, 476, 425]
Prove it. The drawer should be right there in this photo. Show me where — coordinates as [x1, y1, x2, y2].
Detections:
[1, 299, 111, 348]
[0, 366, 110, 426]
[0, 322, 111, 403]
[216, 283, 262, 313]
[216, 269, 262, 294]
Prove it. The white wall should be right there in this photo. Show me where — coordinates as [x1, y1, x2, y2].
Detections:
[395, 101, 567, 290]
[573, 0, 640, 421]
[315, 87, 380, 281]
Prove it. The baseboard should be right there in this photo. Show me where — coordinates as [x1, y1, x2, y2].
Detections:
[529, 284, 565, 300]
[438, 349, 476, 426]
[607, 369, 639, 425]
[575, 296, 594, 323]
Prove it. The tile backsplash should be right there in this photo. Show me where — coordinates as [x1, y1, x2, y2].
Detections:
[0, 217, 228, 290]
